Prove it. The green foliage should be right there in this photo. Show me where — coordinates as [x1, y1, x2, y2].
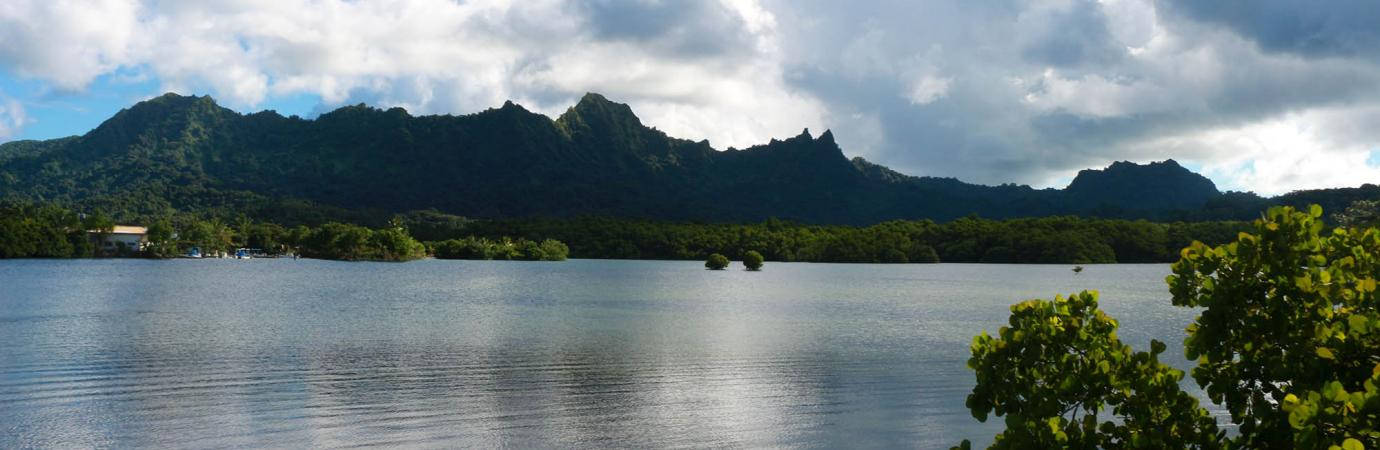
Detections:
[297, 222, 425, 261]
[965, 291, 1223, 449]
[1169, 205, 1380, 447]
[144, 218, 178, 258]
[460, 216, 1248, 264]
[966, 205, 1380, 449]
[178, 219, 235, 255]
[743, 250, 764, 271]
[430, 236, 569, 261]
[0, 201, 428, 261]
[538, 239, 570, 261]
[3, 91, 1362, 228]
[0, 203, 94, 258]
[1336, 199, 1380, 229]
[705, 253, 729, 270]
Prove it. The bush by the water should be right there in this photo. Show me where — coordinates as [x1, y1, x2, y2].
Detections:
[705, 253, 729, 270]
[296, 222, 426, 261]
[430, 236, 569, 261]
[0, 203, 100, 258]
[960, 205, 1380, 449]
[743, 250, 764, 271]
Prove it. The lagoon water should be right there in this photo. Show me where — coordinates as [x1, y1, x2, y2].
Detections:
[0, 259, 1204, 448]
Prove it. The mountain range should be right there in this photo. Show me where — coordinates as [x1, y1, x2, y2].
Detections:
[0, 92, 1372, 225]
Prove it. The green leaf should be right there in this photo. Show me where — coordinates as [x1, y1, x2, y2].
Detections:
[1317, 347, 1336, 359]
[1350, 315, 1369, 334]
[1342, 438, 1364, 450]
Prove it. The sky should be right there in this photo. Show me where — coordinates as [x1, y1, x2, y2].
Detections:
[1, 0, 1379, 195]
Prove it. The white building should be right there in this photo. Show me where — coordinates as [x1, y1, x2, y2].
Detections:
[92, 225, 148, 253]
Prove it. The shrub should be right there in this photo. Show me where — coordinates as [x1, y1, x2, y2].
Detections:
[962, 205, 1380, 449]
[743, 250, 764, 271]
[962, 291, 1223, 448]
[1170, 205, 1380, 448]
[705, 253, 729, 270]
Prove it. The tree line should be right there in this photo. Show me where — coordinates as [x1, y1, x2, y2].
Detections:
[1, 202, 583, 263]
[0, 203, 428, 262]
[2, 201, 1261, 264]
[440, 215, 1253, 264]
[428, 236, 569, 261]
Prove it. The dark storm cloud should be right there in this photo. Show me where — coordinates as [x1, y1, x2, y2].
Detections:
[1161, 0, 1380, 60]
[1019, 1, 1124, 69]
[577, 0, 755, 59]
[760, 0, 1380, 190]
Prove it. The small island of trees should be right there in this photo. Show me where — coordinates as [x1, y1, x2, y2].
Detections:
[743, 250, 764, 271]
[705, 253, 729, 270]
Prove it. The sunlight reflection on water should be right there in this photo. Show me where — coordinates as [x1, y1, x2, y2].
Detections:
[0, 259, 1204, 448]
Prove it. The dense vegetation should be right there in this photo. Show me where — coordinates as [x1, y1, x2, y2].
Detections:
[294, 222, 426, 262]
[705, 253, 729, 270]
[0, 203, 105, 258]
[3, 91, 1374, 227]
[961, 206, 1380, 448]
[430, 236, 569, 261]
[450, 215, 1251, 264]
[743, 250, 764, 271]
[0, 202, 426, 261]
[1, 199, 1262, 264]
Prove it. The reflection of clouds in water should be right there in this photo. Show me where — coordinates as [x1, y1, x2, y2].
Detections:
[1, 259, 1205, 447]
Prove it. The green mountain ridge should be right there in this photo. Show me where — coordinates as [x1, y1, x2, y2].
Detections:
[0, 92, 1367, 224]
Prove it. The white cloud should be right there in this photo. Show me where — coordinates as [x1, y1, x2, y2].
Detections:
[0, 0, 826, 151]
[0, 0, 141, 91]
[3, 0, 1380, 195]
[1129, 107, 1380, 195]
[0, 95, 27, 141]
[906, 76, 951, 105]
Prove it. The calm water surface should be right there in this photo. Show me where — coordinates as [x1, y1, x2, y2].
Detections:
[0, 259, 1202, 448]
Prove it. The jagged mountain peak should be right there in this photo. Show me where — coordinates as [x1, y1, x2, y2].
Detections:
[0, 91, 1259, 224]
[1066, 159, 1219, 211]
[557, 92, 643, 131]
[818, 129, 835, 144]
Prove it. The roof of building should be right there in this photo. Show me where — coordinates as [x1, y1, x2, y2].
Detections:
[109, 225, 148, 235]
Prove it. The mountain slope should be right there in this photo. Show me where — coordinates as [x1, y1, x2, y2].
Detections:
[0, 92, 1299, 224]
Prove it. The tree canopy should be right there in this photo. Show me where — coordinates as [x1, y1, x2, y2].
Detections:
[963, 205, 1380, 449]
[705, 253, 729, 270]
[743, 250, 764, 271]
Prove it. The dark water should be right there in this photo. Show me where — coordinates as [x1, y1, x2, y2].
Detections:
[0, 259, 1203, 448]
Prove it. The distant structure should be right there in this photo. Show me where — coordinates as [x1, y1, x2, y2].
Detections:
[91, 225, 148, 253]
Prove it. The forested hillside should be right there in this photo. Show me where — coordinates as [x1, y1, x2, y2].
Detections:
[0, 92, 1370, 225]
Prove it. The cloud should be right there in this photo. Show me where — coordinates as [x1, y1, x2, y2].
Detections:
[2, 0, 1380, 194]
[0, 0, 807, 136]
[0, 93, 27, 141]
[0, 0, 828, 150]
[1160, 0, 1380, 60]
[1133, 106, 1380, 195]
[0, 0, 141, 91]
[906, 76, 951, 105]
[763, 0, 1380, 190]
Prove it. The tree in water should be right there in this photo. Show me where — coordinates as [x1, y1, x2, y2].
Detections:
[705, 253, 729, 270]
[743, 250, 764, 271]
